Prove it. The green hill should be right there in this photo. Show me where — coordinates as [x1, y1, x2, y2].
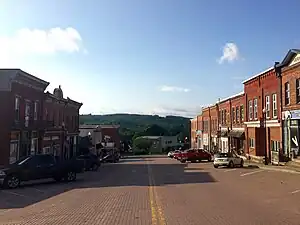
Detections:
[80, 114, 191, 142]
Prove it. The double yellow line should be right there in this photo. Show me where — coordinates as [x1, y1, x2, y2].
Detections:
[147, 163, 166, 225]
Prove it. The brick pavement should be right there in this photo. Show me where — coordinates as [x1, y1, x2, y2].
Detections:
[0, 157, 300, 225]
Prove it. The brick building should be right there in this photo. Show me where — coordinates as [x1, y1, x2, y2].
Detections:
[196, 114, 203, 148]
[42, 87, 82, 160]
[218, 92, 245, 153]
[218, 97, 231, 152]
[209, 104, 219, 151]
[275, 49, 300, 161]
[0, 69, 82, 167]
[228, 92, 245, 153]
[190, 117, 198, 148]
[243, 67, 281, 163]
[201, 107, 210, 151]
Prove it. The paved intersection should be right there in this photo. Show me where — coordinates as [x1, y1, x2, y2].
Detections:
[0, 156, 300, 225]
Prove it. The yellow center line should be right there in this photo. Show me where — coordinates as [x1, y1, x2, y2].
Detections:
[147, 162, 166, 225]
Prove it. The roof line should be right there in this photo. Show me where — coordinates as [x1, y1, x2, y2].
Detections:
[242, 67, 273, 84]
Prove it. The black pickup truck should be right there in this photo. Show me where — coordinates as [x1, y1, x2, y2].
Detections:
[0, 154, 83, 189]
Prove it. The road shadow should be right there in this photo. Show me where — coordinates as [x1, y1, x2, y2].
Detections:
[0, 160, 216, 210]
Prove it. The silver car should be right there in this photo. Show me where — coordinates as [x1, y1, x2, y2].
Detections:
[213, 152, 244, 168]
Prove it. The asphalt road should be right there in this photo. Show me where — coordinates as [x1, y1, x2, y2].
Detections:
[0, 156, 300, 225]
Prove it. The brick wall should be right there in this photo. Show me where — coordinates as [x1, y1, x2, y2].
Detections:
[282, 63, 300, 111]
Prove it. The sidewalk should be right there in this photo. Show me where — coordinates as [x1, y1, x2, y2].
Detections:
[244, 160, 300, 174]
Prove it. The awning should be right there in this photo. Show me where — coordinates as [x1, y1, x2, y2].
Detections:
[228, 130, 245, 139]
[220, 130, 228, 137]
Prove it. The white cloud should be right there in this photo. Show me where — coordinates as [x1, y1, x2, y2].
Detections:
[217, 42, 241, 64]
[0, 27, 85, 67]
[160, 85, 190, 93]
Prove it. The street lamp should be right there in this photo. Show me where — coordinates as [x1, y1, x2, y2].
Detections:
[262, 108, 268, 165]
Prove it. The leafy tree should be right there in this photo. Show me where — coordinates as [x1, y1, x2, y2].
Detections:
[133, 138, 152, 152]
[80, 113, 191, 142]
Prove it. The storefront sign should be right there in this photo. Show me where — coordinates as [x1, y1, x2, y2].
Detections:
[290, 110, 300, 119]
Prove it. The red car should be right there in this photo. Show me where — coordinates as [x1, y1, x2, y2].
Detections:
[179, 149, 212, 163]
[173, 150, 183, 160]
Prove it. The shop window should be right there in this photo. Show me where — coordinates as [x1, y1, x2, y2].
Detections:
[249, 138, 255, 148]
[253, 99, 258, 119]
[285, 82, 290, 105]
[272, 94, 277, 118]
[10, 141, 19, 164]
[271, 140, 280, 152]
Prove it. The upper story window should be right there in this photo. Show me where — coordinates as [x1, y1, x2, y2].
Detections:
[265, 95, 270, 118]
[240, 105, 244, 121]
[15, 96, 20, 121]
[272, 94, 277, 118]
[285, 82, 290, 105]
[248, 100, 253, 120]
[224, 109, 227, 124]
[25, 101, 31, 119]
[34, 101, 38, 120]
[296, 79, 300, 103]
[236, 106, 239, 123]
[232, 107, 235, 123]
[253, 98, 258, 120]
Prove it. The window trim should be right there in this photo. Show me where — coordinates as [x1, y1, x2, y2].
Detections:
[272, 93, 277, 118]
[285, 82, 290, 105]
[248, 100, 253, 120]
[253, 98, 258, 120]
[265, 95, 270, 118]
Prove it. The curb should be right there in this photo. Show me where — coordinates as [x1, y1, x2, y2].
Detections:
[245, 163, 300, 174]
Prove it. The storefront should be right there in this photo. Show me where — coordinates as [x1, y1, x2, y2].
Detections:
[203, 133, 209, 151]
[283, 110, 300, 159]
[9, 131, 20, 164]
[220, 128, 228, 153]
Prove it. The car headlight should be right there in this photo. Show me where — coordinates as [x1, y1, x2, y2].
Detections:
[0, 170, 6, 176]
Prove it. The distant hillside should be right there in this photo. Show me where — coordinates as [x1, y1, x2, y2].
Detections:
[80, 114, 191, 142]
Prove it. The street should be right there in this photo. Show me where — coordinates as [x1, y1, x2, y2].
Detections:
[1, 156, 300, 225]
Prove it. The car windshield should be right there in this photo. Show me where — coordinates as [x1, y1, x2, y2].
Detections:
[215, 153, 230, 158]
[16, 157, 31, 165]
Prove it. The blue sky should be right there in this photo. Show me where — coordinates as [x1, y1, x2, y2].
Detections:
[0, 0, 299, 117]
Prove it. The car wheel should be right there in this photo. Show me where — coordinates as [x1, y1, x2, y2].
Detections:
[229, 161, 234, 168]
[65, 171, 77, 182]
[92, 164, 99, 171]
[4, 175, 20, 189]
[180, 159, 187, 163]
[240, 159, 244, 168]
[214, 165, 219, 168]
[208, 157, 212, 162]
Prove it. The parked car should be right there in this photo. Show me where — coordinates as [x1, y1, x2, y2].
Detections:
[213, 152, 244, 168]
[0, 154, 83, 189]
[76, 153, 101, 171]
[179, 149, 212, 163]
[167, 151, 174, 158]
[173, 150, 182, 160]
